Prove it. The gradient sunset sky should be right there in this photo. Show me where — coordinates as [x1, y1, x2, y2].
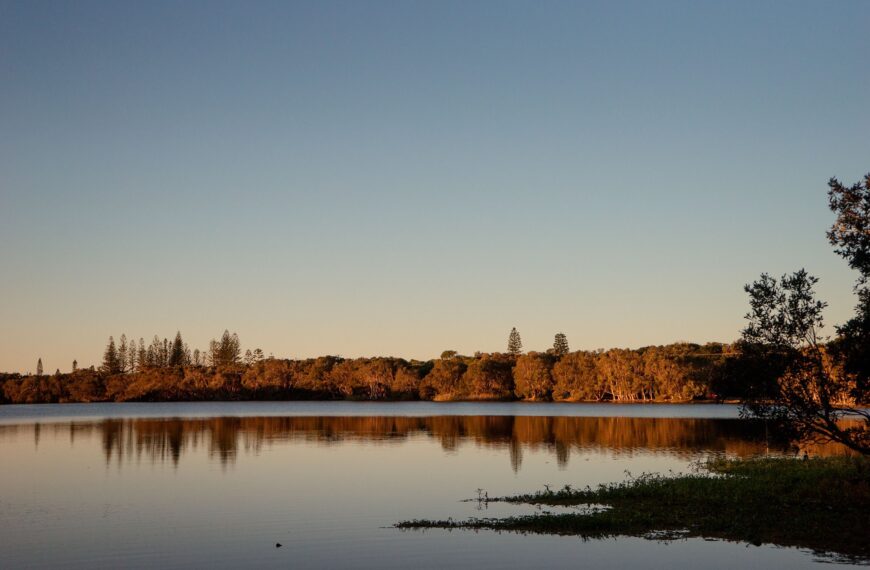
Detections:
[2, 1, 869, 372]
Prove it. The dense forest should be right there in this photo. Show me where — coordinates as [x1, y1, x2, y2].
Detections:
[0, 329, 804, 405]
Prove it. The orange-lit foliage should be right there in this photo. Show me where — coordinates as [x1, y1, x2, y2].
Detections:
[1, 342, 851, 405]
[60, 415, 855, 468]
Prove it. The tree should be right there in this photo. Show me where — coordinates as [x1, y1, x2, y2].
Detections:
[827, 173, 870, 398]
[507, 327, 523, 355]
[137, 338, 147, 370]
[738, 173, 870, 455]
[72, 359, 77, 372]
[118, 334, 128, 373]
[210, 330, 241, 367]
[169, 332, 185, 366]
[553, 333, 569, 356]
[552, 351, 604, 401]
[127, 341, 138, 373]
[464, 355, 513, 398]
[147, 336, 161, 367]
[36, 358, 43, 376]
[440, 350, 458, 360]
[101, 336, 122, 375]
[421, 358, 467, 399]
[514, 352, 554, 400]
[742, 270, 868, 454]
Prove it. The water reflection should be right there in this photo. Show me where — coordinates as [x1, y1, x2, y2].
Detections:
[2, 416, 838, 469]
[0, 412, 861, 570]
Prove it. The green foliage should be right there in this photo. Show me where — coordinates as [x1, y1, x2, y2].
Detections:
[397, 456, 870, 563]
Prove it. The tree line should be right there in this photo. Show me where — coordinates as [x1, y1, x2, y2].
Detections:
[1, 336, 763, 405]
[95, 329, 252, 374]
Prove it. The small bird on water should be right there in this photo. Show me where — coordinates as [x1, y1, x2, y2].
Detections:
[276, 543, 282, 548]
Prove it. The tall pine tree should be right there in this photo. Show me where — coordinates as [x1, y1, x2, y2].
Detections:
[118, 334, 128, 373]
[553, 333, 569, 356]
[507, 327, 523, 355]
[36, 358, 43, 376]
[101, 336, 121, 374]
[137, 338, 147, 370]
[209, 330, 242, 366]
[169, 332, 185, 366]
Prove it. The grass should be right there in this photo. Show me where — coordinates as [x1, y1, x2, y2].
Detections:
[396, 456, 870, 563]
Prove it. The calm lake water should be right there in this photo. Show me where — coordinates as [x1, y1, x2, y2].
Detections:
[0, 402, 858, 569]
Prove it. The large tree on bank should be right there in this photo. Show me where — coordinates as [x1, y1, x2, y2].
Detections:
[741, 173, 870, 454]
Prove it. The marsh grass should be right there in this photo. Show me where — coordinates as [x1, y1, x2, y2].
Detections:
[397, 456, 870, 563]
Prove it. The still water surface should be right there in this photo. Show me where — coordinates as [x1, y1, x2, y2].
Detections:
[0, 402, 856, 568]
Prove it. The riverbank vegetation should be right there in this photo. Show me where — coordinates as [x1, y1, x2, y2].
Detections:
[0, 335, 863, 406]
[0, 339, 783, 405]
[396, 456, 870, 563]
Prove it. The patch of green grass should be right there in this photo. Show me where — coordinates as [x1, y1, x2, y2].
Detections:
[397, 456, 870, 563]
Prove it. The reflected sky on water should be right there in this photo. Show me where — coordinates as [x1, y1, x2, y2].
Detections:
[0, 402, 857, 569]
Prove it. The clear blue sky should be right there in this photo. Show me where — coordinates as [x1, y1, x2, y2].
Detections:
[1, 0, 868, 372]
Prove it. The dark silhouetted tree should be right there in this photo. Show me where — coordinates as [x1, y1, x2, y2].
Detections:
[169, 332, 185, 366]
[738, 173, 870, 455]
[742, 270, 868, 454]
[101, 336, 122, 375]
[118, 334, 128, 373]
[210, 330, 241, 366]
[507, 328, 523, 355]
[137, 338, 147, 370]
[36, 358, 43, 376]
[72, 359, 78, 372]
[127, 340, 138, 373]
[827, 173, 870, 399]
[553, 333, 569, 356]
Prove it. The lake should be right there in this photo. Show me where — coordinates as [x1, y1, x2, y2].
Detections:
[0, 402, 857, 568]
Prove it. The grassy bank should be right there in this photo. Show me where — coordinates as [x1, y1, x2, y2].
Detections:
[397, 456, 870, 563]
